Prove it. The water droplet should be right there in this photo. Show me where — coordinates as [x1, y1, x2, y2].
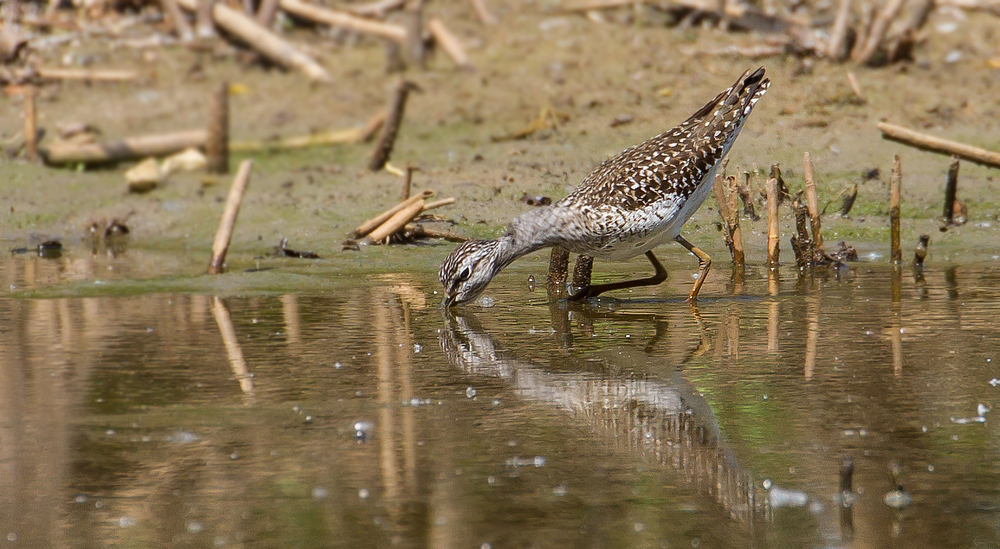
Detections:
[552, 485, 568, 497]
[187, 521, 204, 534]
[75, 495, 88, 504]
[492, 399, 501, 407]
[413, 343, 422, 353]
[213, 535, 229, 547]
[106, 429, 115, 436]
[466, 387, 477, 399]
[334, 362, 342, 369]
[293, 406, 301, 413]
[118, 516, 136, 528]
[7, 532, 17, 542]
[762, 479, 773, 489]
[358, 488, 370, 499]
[633, 522, 645, 532]
[481, 543, 493, 549]
[533, 456, 546, 467]
[487, 476, 496, 485]
[230, 452, 239, 460]
[928, 464, 935, 472]
[304, 415, 313, 424]
[312, 487, 329, 499]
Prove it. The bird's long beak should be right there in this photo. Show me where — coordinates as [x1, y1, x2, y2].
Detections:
[443, 294, 456, 308]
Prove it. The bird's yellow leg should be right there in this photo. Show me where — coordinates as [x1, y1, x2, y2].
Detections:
[675, 235, 712, 302]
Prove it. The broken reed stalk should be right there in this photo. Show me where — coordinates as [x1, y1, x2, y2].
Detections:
[278, 0, 406, 42]
[826, 0, 852, 60]
[160, 0, 194, 41]
[403, 0, 426, 68]
[547, 247, 570, 295]
[350, 189, 433, 239]
[767, 176, 780, 267]
[803, 152, 823, 253]
[23, 85, 37, 163]
[853, 0, 906, 64]
[913, 234, 929, 267]
[207, 159, 253, 275]
[401, 165, 415, 200]
[427, 17, 474, 71]
[195, 0, 216, 37]
[206, 81, 229, 174]
[944, 156, 960, 224]
[256, 0, 280, 26]
[177, 0, 332, 82]
[738, 173, 759, 220]
[849, 1, 875, 60]
[727, 176, 745, 267]
[846, 72, 866, 103]
[364, 199, 426, 243]
[468, 0, 497, 25]
[890, 155, 902, 263]
[878, 122, 1000, 168]
[840, 184, 858, 217]
[712, 174, 735, 255]
[791, 197, 812, 269]
[369, 79, 419, 171]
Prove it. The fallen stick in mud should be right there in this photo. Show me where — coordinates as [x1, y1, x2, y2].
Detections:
[34, 67, 139, 81]
[468, 0, 497, 25]
[404, 225, 467, 242]
[349, 190, 434, 239]
[176, 0, 332, 82]
[368, 79, 419, 172]
[890, 155, 902, 263]
[878, 122, 1000, 168]
[767, 176, 780, 267]
[944, 156, 960, 225]
[43, 116, 379, 165]
[42, 129, 208, 165]
[207, 159, 253, 275]
[206, 81, 229, 174]
[279, 0, 407, 42]
[362, 197, 427, 243]
[427, 17, 474, 71]
[23, 85, 37, 163]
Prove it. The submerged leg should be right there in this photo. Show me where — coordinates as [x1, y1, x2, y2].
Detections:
[546, 246, 570, 298]
[568, 250, 667, 301]
[675, 234, 712, 302]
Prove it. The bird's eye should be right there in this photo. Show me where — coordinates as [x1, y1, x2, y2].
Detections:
[457, 267, 472, 282]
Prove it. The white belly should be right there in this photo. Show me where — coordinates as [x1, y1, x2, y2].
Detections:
[575, 162, 722, 261]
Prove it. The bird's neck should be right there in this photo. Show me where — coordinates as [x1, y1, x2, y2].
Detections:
[493, 207, 560, 271]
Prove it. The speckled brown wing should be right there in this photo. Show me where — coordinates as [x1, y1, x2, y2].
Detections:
[563, 67, 770, 212]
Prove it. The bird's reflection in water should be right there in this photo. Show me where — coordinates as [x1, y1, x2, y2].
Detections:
[439, 308, 770, 528]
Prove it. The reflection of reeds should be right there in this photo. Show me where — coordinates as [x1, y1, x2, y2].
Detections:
[211, 297, 254, 395]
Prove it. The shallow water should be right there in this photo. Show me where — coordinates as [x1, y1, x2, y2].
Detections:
[3, 250, 1000, 548]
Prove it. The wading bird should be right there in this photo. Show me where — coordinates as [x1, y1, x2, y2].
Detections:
[440, 67, 770, 307]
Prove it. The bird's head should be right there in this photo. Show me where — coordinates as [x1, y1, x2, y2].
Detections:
[439, 239, 502, 307]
